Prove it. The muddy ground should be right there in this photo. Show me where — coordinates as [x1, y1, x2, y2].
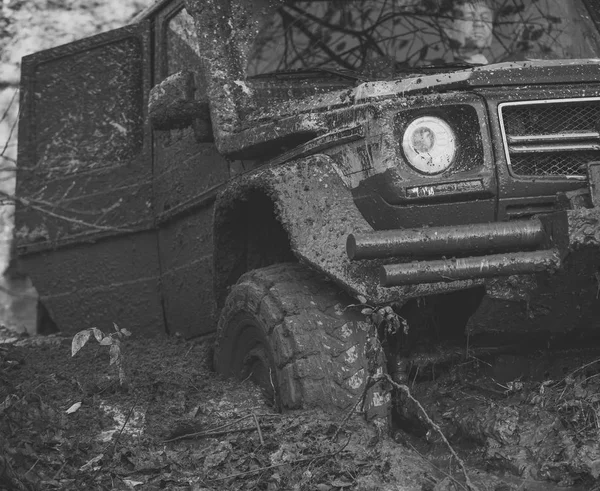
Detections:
[2, 326, 600, 491]
[0, 327, 437, 491]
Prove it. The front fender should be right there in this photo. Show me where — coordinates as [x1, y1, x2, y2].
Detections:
[213, 154, 479, 305]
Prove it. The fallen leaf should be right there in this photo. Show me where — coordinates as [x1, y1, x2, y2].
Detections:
[123, 479, 145, 489]
[79, 453, 103, 471]
[331, 479, 353, 488]
[590, 459, 600, 479]
[0, 394, 17, 414]
[66, 402, 82, 414]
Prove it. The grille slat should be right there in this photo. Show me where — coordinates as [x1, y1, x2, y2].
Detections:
[500, 99, 600, 178]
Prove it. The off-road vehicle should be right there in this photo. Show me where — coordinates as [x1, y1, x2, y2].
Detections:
[15, 0, 600, 425]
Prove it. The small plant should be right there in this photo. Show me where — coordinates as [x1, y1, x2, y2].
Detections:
[71, 323, 131, 385]
[354, 295, 409, 337]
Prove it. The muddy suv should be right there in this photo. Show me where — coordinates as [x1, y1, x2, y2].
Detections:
[15, 0, 600, 425]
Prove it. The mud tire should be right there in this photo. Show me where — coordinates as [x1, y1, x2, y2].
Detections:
[214, 263, 389, 418]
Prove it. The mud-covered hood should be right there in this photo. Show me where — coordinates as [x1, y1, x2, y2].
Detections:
[237, 59, 600, 154]
[249, 59, 600, 124]
[354, 58, 600, 102]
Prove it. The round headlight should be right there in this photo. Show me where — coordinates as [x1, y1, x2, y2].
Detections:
[402, 116, 456, 175]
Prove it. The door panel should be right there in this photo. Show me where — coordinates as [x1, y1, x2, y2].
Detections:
[153, 4, 230, 336]
[16, 21, 165, 335]
[158, 213, 216, 338]
[19, 232, 162, 333]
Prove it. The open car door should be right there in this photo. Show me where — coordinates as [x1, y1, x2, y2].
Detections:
[15, 21, 166, 335]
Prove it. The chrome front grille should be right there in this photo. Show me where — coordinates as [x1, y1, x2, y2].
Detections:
[499, 98, 600, 178]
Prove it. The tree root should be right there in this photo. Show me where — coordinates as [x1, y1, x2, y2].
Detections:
[385, 374, 479, 491]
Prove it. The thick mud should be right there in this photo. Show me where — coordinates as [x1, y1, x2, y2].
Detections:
[2, 326, 599, 490]
[0, 328, 432, 491]
[397, 344, 600, 491]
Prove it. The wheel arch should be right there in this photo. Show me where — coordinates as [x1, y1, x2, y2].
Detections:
[213, 184, 297, 308]
[213, 154, 438, 310]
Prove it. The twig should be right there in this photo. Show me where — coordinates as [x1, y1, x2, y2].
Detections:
[252, 412, 264, 445]
[199, 414, 254, 433]
[553, 358, 600, 388]
[163, 425, 273, 443]
[0, 99, 19, 158]
[408, 442, 468, 491]
[241, 371, 254, 384]
[96, 381, 116, 396]
[268, 368, 276, 408]
[209, 434, 352, 482]
[0, 88, 17, 124]
[210, 460, 298, 482]
[411, 366, 419, 389]
[164, 424, 274, 443]
[331, 375, 373, 441]
[385, 374, 478, 491]
[24, 458, 39, 477]
[458, 355, 492, 369]
[52, 461, 67, 481]
[111, 395, 139, 452]
[163, 413, 279, 443]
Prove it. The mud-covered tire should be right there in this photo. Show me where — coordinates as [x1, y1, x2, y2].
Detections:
[214, 263, 389, 418]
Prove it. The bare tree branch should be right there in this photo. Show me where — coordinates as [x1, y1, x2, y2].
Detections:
[0, 89, 18, 125]
[0, 97, 20, 159]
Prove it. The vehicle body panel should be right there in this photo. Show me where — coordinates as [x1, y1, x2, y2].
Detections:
[15, 22, 166, 334]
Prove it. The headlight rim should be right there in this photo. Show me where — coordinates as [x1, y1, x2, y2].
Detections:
[401, 115, 457, 176]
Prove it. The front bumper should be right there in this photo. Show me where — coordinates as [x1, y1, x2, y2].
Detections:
[346, 163, 600, 287]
